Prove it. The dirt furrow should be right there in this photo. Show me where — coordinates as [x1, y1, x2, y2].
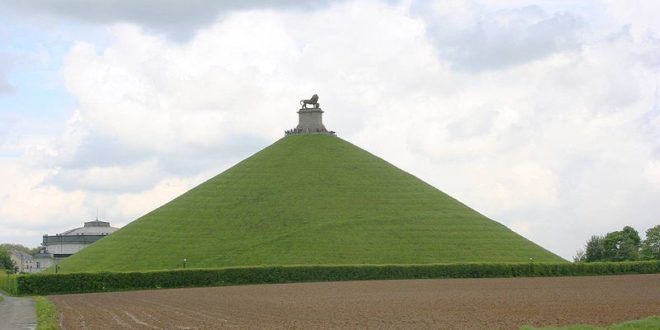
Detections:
[51, 274, 660, 329]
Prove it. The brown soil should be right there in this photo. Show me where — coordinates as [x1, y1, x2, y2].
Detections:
[50, 274, 660, 329]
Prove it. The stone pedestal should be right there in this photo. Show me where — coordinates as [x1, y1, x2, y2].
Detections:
[296, 108, 327, 133]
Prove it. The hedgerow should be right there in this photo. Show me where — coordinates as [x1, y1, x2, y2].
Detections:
[11, 260, 660, 295]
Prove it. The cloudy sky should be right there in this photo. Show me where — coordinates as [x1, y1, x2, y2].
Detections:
[1, 0, 659, 260]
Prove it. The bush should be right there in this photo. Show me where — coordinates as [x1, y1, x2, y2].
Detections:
[0, 270, 18, 295]
[12, 261, 660, 295]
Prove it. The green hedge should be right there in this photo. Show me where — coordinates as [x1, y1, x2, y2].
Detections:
[12, 261, 660, 295]
[0, 270, 18, 295]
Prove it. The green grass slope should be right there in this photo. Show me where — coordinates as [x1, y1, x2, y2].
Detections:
[59, 135, 564, 272]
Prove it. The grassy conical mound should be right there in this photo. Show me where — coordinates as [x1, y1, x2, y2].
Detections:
[59, 135, 563, 272]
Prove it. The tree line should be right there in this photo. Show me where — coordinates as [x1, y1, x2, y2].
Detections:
[574, 225, 660, 262]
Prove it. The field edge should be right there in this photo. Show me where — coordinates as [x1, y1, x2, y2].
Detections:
[520, 315, 660, 330]
[35, 296, 60, 330]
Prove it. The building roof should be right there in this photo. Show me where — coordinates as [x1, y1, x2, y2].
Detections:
[10, 250, 32, 259]
[58, 219, 118, 236]
[33, 252, 53, 259]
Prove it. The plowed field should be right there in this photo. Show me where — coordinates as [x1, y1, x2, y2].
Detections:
[50, 274, 660, 329]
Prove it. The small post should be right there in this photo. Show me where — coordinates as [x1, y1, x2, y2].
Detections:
[55, 264, 60, 274]
[183, 258, 187, 269]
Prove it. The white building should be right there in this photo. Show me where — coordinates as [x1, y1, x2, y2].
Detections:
[32, 250, 56, 272]
[9, 250, 34, 273]
[33, 219, 119, 272]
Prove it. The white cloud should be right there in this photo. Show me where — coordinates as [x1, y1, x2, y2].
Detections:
[48, 160, 164, 193]
[600, 0, 660, 39]
[0, 158, 87, 246]
[0, 59, 14, 94]
[0, 0, 343, 41]
[646, 160, 660, 185]
[411, 1, 584, 71]
[0, 75, 12, 94]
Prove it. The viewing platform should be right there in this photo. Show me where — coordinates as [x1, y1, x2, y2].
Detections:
[285, 94, 336, 136]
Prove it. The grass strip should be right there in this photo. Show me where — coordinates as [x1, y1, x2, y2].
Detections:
[520, 315, 660, 329]
[35, 296, 60, 330]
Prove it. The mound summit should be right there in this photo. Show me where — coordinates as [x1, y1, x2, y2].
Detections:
[59, 99, 563, 272]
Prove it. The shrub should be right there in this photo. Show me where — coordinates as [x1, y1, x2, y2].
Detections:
[12, 261, 660, 295]
[0, 270, 18, 295]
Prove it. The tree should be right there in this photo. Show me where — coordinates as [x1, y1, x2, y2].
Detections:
[584, 235, 606, 262]
[603, 226, 641, 261]
[0, 243, 39, 256]
[641, 225, 660, 260]
[573, 249, 586, 263]
[0, 249, 14, 272]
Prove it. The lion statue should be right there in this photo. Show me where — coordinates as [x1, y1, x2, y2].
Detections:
[300, 94, 320, 109]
